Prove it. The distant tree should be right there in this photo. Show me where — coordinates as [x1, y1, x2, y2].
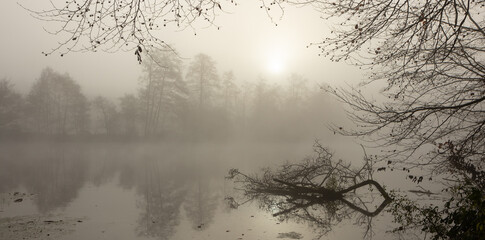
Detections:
[92, 96, 119, 136]
[250, 77, 282, 137]
[71, 93, 90, 135]
[0, 79, 25, 134]
[138, 49, 187, 136]
[186, 53, 220, 110]
[221, 71, 239, 113]
[234, 80, 253, 131]
[119, 94, 139, 136]
[285, 73, 308, 109]
[27, 68, 89, 135]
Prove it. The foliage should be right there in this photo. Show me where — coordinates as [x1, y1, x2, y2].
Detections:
[388, 183, 485, 240]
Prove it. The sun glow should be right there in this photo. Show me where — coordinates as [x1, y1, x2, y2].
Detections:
[265, 44, 288, 75]
[268, 56, 284, 74]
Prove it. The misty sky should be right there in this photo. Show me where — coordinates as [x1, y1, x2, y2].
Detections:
[1, 1, 363, 99]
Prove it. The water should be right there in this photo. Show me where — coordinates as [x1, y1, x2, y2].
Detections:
[0, 140, 395, 240]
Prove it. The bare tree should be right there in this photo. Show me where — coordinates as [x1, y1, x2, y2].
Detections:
[138, 48, 187, 136]
[0, 79, 24, 134]
[23, 0, 246, 59]
[27, 68, 89, 136]
[119, 94, 139, 136]
[295, 0, 485, 188]
[226, 142, 391, 239]
[186, 53, 219, 109]
[92, 96, 119, 136]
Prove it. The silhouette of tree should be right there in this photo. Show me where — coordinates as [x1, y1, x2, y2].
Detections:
[313, 0, 485, 188]
[186, 53, 219, 110]
[119, 94, 140, 136]
[226, 142, 391, 239]
[24, 0, 241, 58]
[138, 48, 187, 136]
[306, 1, 485, 238]
[27, 68, 89, 135]
[0, 79, 25, 135]
[92, 96, 119, 136]
[221, 71, 239, 117]
[388, 184, 485, 240]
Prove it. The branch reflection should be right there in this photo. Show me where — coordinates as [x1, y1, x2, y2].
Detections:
[226, 142, 392, 239]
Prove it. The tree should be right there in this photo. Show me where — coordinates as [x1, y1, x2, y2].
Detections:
[29, 0, 485, 236]
[250, 77, 282, 138]
[119, 94, 140, 136]
[226, 142, 391, 239]
[221, 71, 239, 114]
[138, 48, 187, 136]
[27, 68, 90, 136]
[285, 73, 308, 109]
[306, 0, 485, 238]
[0, 79, 25, 134]
[314, 0, 485, 187]
[388, 184, 485, 240]
[92, 96, 119, 136]
[25, 0, 240, 60]
[186, 53, 219, 109]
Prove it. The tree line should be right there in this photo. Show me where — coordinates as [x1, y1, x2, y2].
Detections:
[0, 51, 336, 141]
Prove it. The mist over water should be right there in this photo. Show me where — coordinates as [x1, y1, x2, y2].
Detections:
[0, 1, 410, 239]
[0, 64, 399, 239]
[0, 138, 388, 240]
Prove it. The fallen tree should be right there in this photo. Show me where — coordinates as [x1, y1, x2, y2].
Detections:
[226, 142, 391, 239]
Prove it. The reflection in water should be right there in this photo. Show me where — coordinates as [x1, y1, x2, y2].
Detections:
[0, 141, 393, 239]
[226, 142, 392, 239]
[0, 143, 89, 213]
[136, 158, 187, 239]
[184, 179, 219, 231]
[31, 147, 88, 213]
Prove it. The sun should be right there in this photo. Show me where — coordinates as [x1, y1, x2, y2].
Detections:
[267, 56, 284, 74]
[265, 45, 287, 74]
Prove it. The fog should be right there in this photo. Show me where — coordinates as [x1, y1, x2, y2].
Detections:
[0, 1, 410, 240]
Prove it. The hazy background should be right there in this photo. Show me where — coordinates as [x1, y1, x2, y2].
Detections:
[0, 1, 363, 99]
[0, 1, 402, 240]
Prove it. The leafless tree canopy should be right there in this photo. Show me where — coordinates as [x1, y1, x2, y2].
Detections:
[307, 0, 485, 187]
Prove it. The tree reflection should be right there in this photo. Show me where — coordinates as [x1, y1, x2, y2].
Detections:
[183, 179, 219, 230]
[226, 142, 391, 239]
[0, 143, 89, 213]
[136, 159, 187, 240]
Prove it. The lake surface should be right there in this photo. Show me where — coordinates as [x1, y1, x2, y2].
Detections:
[0, 140, 398, 240]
